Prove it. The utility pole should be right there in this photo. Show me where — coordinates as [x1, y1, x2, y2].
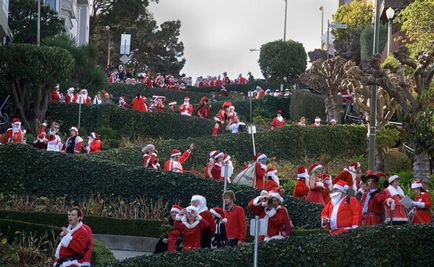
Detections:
[37, 0, 41, 46]
[368, 0, 382, 170]
[283, 0, 288, 41]
[320, 6, 324, 49]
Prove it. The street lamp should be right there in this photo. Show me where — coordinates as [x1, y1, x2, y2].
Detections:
[283, 0, 288, 41]
[37, 0, 41, 46]
[320, 6, 324, 49]
[386, 7, 395, 57]
[105, 26, 111, 69]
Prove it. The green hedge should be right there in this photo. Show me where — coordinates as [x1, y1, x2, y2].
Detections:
[184, 81, 289, 95]
[92, 125, 368, 170]
[0, 210, 163, 238]
[0, 144, 322, 229]
[109, 224, 434, 267]
[290, 89, 325, 122]
[47, 103, 214, 140]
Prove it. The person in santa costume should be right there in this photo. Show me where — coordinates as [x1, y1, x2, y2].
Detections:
[179, 96, 193, 116]
[333, 162, 362, 193]
[74, 89, 92, 105]
[46, 123, 62, 152]
[164, 144, 194, 173]
[305, 163, 326, 206]
[271, 110, 286, 130]
[383, 175, 408, 224]
[297, 116, 306, 126]
[212, 102, 231, 136]
[190, 195, 215, 248]
[248, 191, 293, 241]
[254, 154, 268, 189]
[51, 83, 62, 103]
[409, 180, 432, 224]
[154, 204, 183, 253]
[312, 115, 321, 127]
[360, 171, 386, 225]
[322, 174, 333, 204]
[168, 101, 177, 113]
[62, 127, 83, 154]
[174, 205, 209, 251]
[205, 150, 224, 180]
[155, 96, 166, 112]
[3, 118, 24, 144]
[254, 86, 265, 99]
[196, 96, 211, 119]
[53, 207, 92, 267]
[64, 88, 75, 103]
[33, 122, 48, 150]
[293, 166, 310, 198]
[132, 92, 148, 112]
[226, 115, 246, 134]
[210, 207, 228, 248]
[118, 96, 129, 109]
[86, 132, 102, 153]
[142, 144, 161, 171]
[264, 168, 283, 193]
[321, 181, 362, 235]
[222, 190, 246, 247]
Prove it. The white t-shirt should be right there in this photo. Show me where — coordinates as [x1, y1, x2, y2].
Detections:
[229, 122, 245, 133]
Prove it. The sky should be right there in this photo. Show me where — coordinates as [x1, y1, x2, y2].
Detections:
[149, 0, 339, 79]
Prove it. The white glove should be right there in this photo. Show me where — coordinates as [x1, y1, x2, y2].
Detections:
[316, 182, 324, 188]
[412, 201, 425, 208]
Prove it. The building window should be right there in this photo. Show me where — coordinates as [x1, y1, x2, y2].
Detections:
[45, 0, 59, 13]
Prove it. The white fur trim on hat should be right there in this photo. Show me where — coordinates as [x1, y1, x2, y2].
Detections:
[268, 192, 283, 203]
[213, 152, 224, 159]
[170, 207, 181, 213]
[171, 151, 181, 157]
[257, 154, 267, 162]
[388, 175, 399, 184]
[185, 205, 198, 214]
[69, 127, 78, 133]
[312, 164, 323, 172]
[333, 183, 349, 192]
[210, 208, 222, 219]
[297, 171, 309, 178]
[411, 182, 423, 189]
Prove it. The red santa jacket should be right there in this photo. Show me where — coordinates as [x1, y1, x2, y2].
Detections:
[3, 128, 23, 143]
[51, 91, 62, 103]
[254, 162, 267, 189]
[321, 196, 362, 235]
[132, 97, 148, 112]
[264, 179, 280, 192]
[255, 90, 265, 99]
[271, 117, 286, 129]
[224, 205, 247, 242]
[215, 109, 228, 123]
[196, 105, 211, 119]
[87, 140, 102, 153]
[333, 169, 360, 191]
[293, 179, 309, 198]
[53, 222, 91, 267]
[81, 224, 93, 266]
[200, 210, 216, 236]
[164, 150, 191, 173]
[360, 189, 386, 225]
[179, 103, 193, 116]
[65, 93, 74, 103]
[73, 95, 91, 105]
[411, 192, 432, 225]
[174, 218, 209, 251]
[143, 153, 160, 170]
[167, 227, 181, 252]
[383, 186, 408, 223]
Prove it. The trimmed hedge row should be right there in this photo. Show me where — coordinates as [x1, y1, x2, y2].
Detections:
[109, 224, 434, 267]
[47, 103, 214, 140]
[290, 89, 326, 122]
[0, 210, 163, 238]
[0, 144, 322, 229]
[92, 125, 368, 170]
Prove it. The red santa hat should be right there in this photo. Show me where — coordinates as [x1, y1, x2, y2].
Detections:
[184, 96, 190, 101]
[170, 149, 181, 158]
[333, 180, 349, 193]
[200, 96, 209, 104]
[212, 151, 224, 160]
[314, 116, 321, 122]
[170, 204, 183, 214]
[322, 174, 332, 184]
[267, 168, 279, 184]
[209, 150, 219, 158]
[276, 110, 283, 114]
[69, 127, 79, 133]
[119, 96, 125, 100]
[222, 102, 232, 108]
[168, 101, 177, 106]
[185, 205, 199, 215]
[309, 163, 323, 173]
[349, 162, 361, 172]
[297, 166, 309, 179]
[411, 180, 423, 189]
[67, 87, 75, 93]
[89, 132, 99, 140]
[256, 154, 267, 162]
[12, 118, 21, 124]
[388, 175, 399, 184]
[222, 154, 231, 163]
[268, 190, 283, 203]
[210, 207, 227, 223]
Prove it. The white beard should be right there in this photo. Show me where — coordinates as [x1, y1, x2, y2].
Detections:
[330, 192, 342, 206]
[276, 116, 283, 122]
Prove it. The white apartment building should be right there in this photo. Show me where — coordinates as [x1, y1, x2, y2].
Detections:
[45, 0, 90, 46]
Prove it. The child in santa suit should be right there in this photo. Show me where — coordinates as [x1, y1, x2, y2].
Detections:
[174, 206, 209, 251]
[86, 132, 102, 153]
[305, 163, 326, 206]
[321, 181, 362, 235]
[179, 97, 193, 116]
[271, 110, 286, 129]
[196, 96, 211, 119]
[293, 166, 310, 198]
[409, 180, 432, 224]
[154, 204, 183, 253]
[360, 172, 386, 225]
[383, 175, 408, 224]
[164, 144, 193, 173]
[3, 118, 24, 144]
[210, 207, 228, 248]
[142, 144, 161, 171]
[212, 102, 231, 136]
[190, 195, 216, 248]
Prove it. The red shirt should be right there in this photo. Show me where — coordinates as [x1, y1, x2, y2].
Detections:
[360, 189, 386, 225]
[224, 205, 247, 241]
[412, 192, 432, 224]
[132, 97, 148, 112]
[255, 162, 267, 189]
[174, 219, 209, 250]
[293, 179, 309, 198]
[271, 117, 286, 129]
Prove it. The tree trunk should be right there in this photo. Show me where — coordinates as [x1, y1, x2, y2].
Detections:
[375, 148, 385, 172]
[413, 151, 431, 182]
[324, 95, 340, 123]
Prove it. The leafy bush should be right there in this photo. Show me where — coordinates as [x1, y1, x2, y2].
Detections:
[0, 144, 322, 229]
[47, 103, 214, 140]
[290, 90, 325, 122]
[92, 239, 116, 265]
[110, 224, 434, 267]
[92, 125, 368, 171]
[384, 150, 411, 174]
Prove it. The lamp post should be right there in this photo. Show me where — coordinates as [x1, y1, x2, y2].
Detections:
[283, 0, 288, 41]
[37, 0, 41, 46]
[386, 7, 395, 58]
[320, 6, 324, 49]
[106, 26, 111, 69]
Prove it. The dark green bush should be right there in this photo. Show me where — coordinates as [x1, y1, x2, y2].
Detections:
[0, 144, 322, 229]
[290, 89, 325, 122]
[384, 150, 412, 174]
[47, 103, 214, 140]
[109, 224, 434, 267]
[93, 125, 368, 171]
[0, 210, 163, 237]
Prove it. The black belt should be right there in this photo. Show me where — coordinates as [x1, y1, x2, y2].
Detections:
[55, 255, 83, 267]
